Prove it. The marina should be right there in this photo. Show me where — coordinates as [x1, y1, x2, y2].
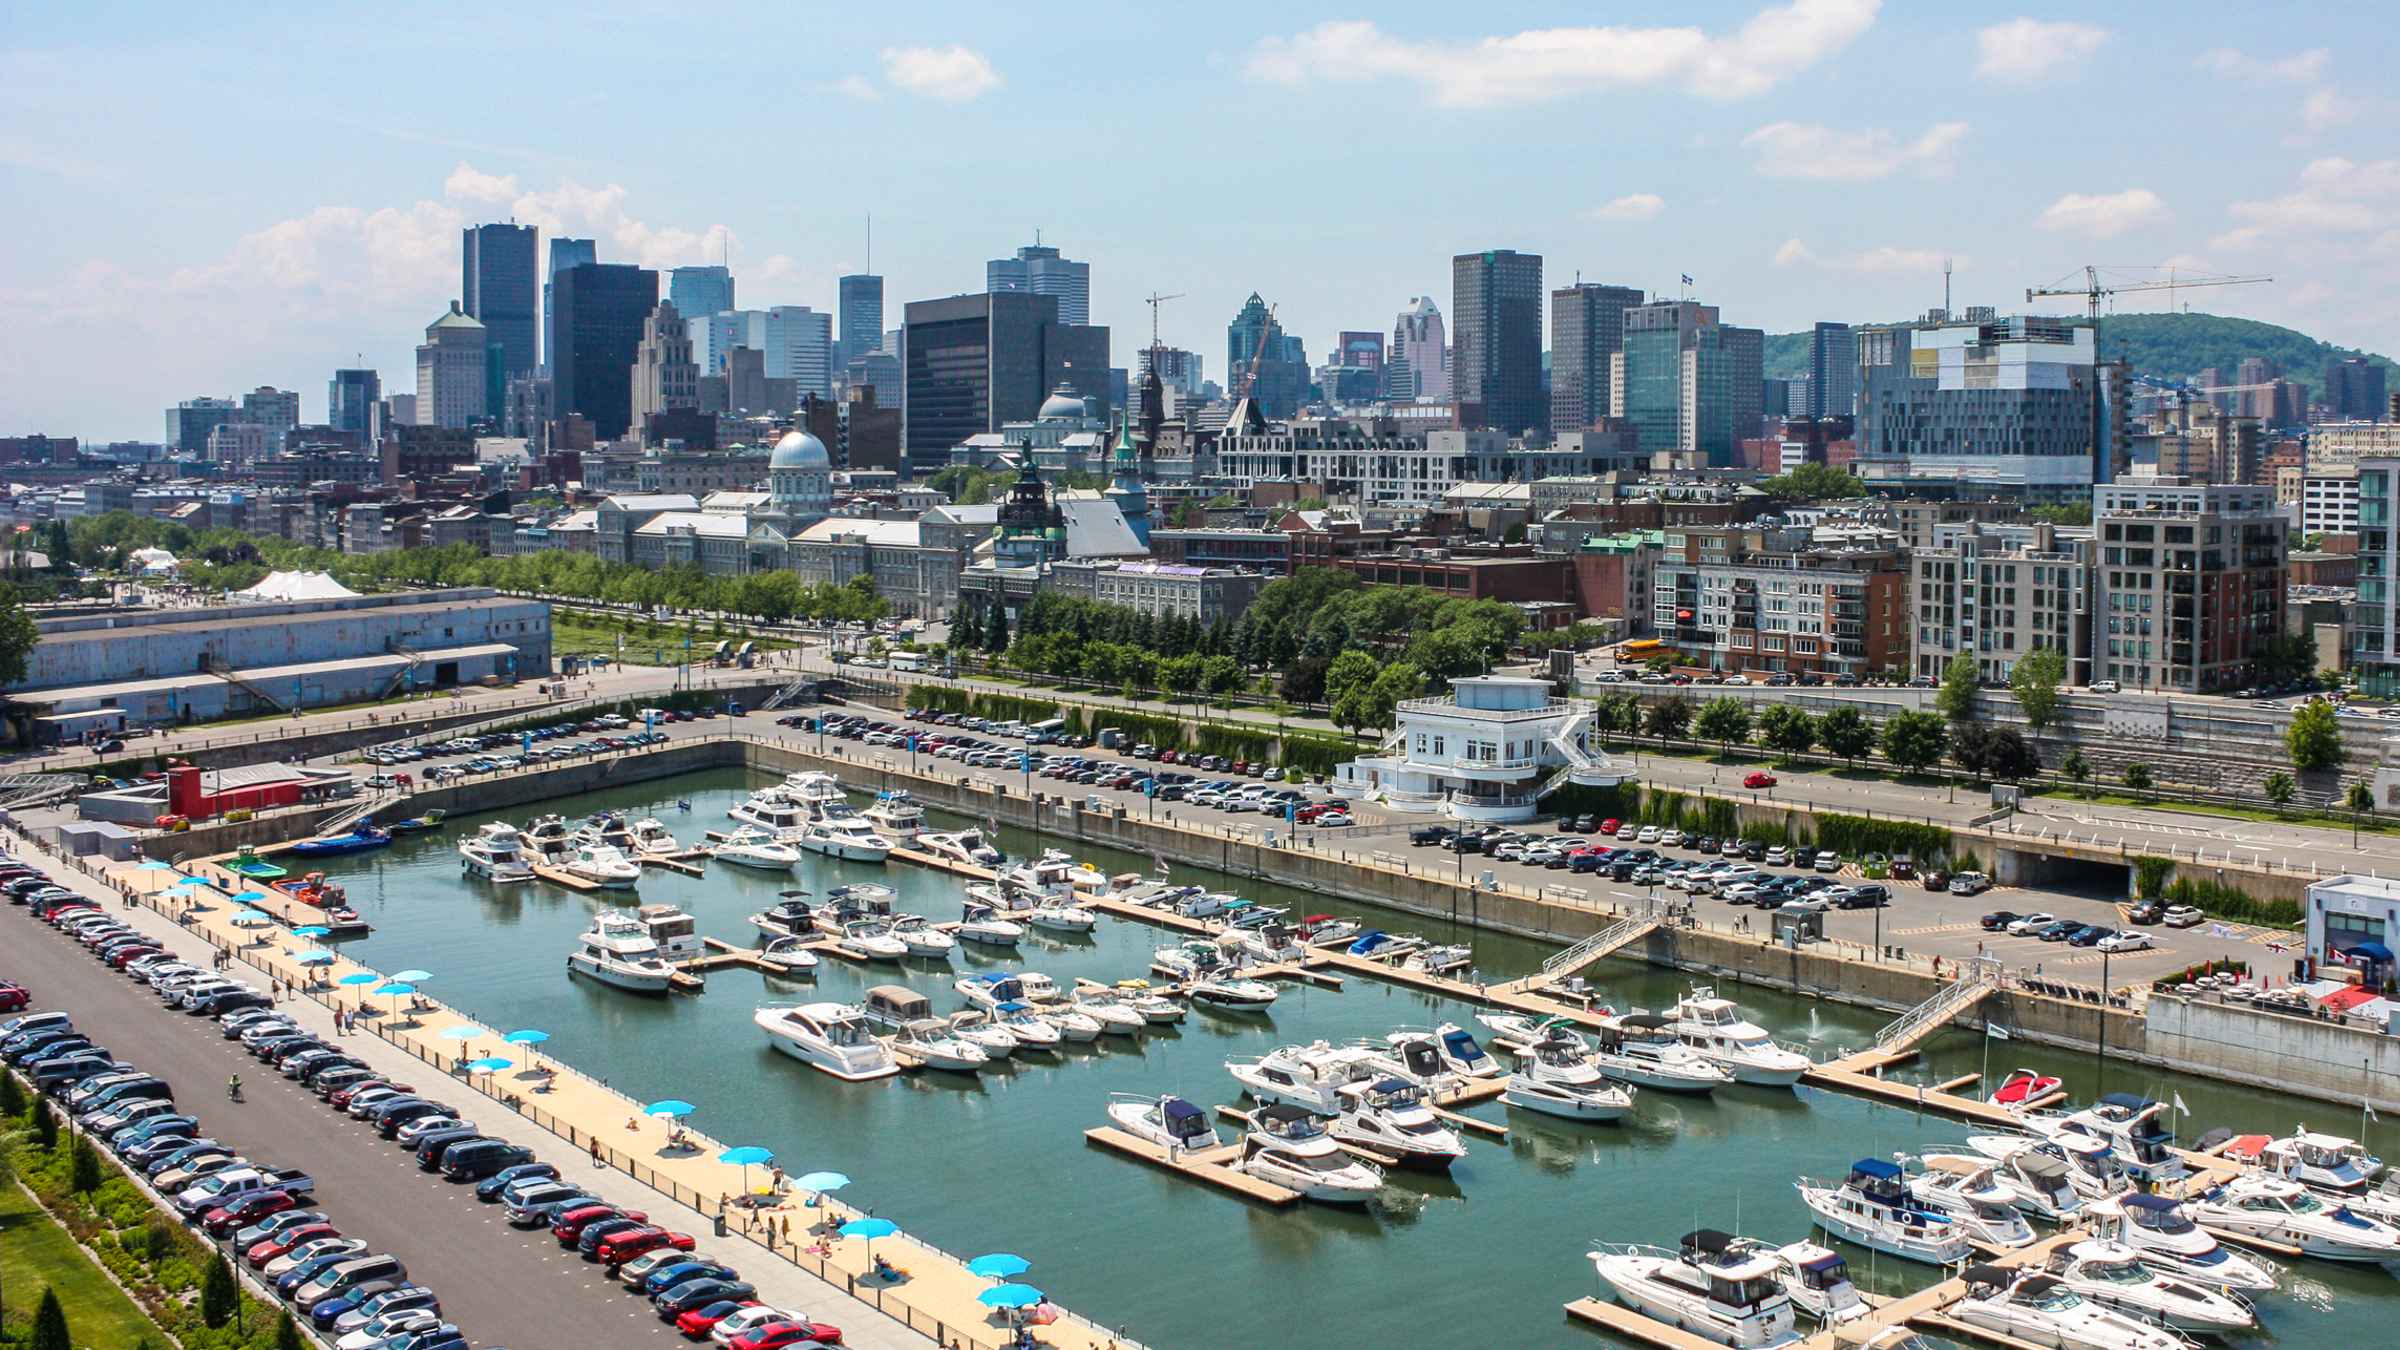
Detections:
[130, 763, 2400, 1349]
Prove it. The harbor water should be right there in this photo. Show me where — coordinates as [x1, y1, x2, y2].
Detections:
[323, 769, 2400, 1347]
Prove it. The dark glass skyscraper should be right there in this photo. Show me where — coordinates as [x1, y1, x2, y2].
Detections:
[839, 275, 884, 362]
[902, 292, 1109, 477]
[1452, 249, 1544, 434]
[542, 237, 597, 375]
[550, 263, 659, 439]
[1808, 321, 1858, 418]
[668, 266, 734, 324]
[461, 223, 538, 384]
[1549, 282, 1643, 433]
[328, 368, 382, 438]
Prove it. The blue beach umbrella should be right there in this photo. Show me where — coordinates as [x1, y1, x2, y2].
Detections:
[291, 925, 330, 938]
[227, 910, 273, 928]
[966, 1254, 1031, 1279]
[795, 1170, 850, 1193]
[177, 876, 210, 888]
[839, 1217, 897, 1240]
[138, 859, 175, 870]
[644, 1099, 696, 1118]
[232, 890, 268, 903]
[720, 1145, 774, 1194]
[502, 1029, 550, 1045]
[465, 1056, 512, 1073]
[373, 981, 415, 1016]
[439, 1025, 482, 1040]
[389, 969, 432, 983]
[976, 1283, 1044, 1310]
[337, 972, 380, 987]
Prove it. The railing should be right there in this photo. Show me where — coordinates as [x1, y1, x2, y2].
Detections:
[762, 674, 815, 711]
[1871, 955, 2002, 1050]
[1542, 907, 1660, 975]
[1393, 694, 1579, 722]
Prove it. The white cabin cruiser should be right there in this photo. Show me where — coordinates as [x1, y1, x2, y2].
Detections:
[999, 850, 1104, 895]
[859, 792, 926, 839]
[627, 817, 682, 855]
[834, 919, 910, 962]
[917, 829, 1004, 868]
[562, 843, 642, 890]
[1921, 1147, 2083, 1222]
[1219, 922, 1306, 964]
[1501, 1031, 1635, 1122]
[1234, 1104, 1383, 1205]
[727, 794, 810, 841]
[955, 973, 1036, 1014]
[1666, 987, 1810, 1086]
[1477, 1010, 1602, 1052]
[1152, 941, 1230, 981]
[2259, 1129, 2381, 1193]
[2044, 1239, 2256, 1335]
[1755, 1239, 1866, 1326]
[750, 899, 820, 941]
[2032, 1094, 2187, 1184]
[1398, 944, 1474, 977]
[1382, 1024, 1500, 1081]
[990, 1003, 1063, 1051]
[756, 936, 820, 976]
[1795, 1159, 1973, 1264]
[1966, 1133, 2131, 1204]
[2086, 1194, 2278, 1291]
[1227, 1041, 1386, 1114]
[1107, 1093, 1221, 1153]
[521, 813, 574, 863]
[2183, 1173, 2400, 1262]
[1592, 1014, 1733, 1093]
[1068, 988, 1145, 1035]
[887, 914, 957, 958]
[1039, 1003, 1105, 1042]
[891, 1018, 988, 1073]
[1024, 899, 1098, 933]
[798, 815, 893, 863]
[1186, 972, 1278, 1011]
[944, 1009, 1018, 1058]
[714, 827, 801, 873]
[1902, 1155, 2037, 1248]
[1587, 1235, 1800, 1348]
[955, 904, 1023, 946]
[565, 913, 674, 993]
[635, 904, 702, 962]
[1951, 1265, 2190, 1350]
[1328, 1076, 1467, 1170]
[755, 1002, 898, 1081]
[459, 822, 536, 883]
[779, 771, 850, 815]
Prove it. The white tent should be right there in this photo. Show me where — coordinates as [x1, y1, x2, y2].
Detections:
[130, 547, 179, 575]
[237, 570, 359, 602]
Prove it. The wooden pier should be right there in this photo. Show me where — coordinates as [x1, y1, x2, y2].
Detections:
[1082, 1126, 1300, 1206]
[237, 887, 373, 937]
[1564, 1297, 1739, 1350]
[638, 851, 709, 877]
[527, 862, 603, 892]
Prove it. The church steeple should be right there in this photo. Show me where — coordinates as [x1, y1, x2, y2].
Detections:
[1106, 410, 1151, 548]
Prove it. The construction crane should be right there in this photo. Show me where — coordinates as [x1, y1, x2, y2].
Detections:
[1237, 301, 1278, 400]
[1142, 292, 1185, 350]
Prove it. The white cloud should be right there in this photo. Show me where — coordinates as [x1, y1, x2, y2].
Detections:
[1742, 120, 1966, 181]
[1244, 0, 1879, 108]
[834, 75, 881, 101]
[442, 161, 519, 204]
[1773, 238, 1951, 274]
[879, 45, 1001, 101]
[2208, 226, 2266, 251]
[2228, 157, 2400, 235]
[2196, 46, 2330, 82]
[2035, 188, 2168, 239]
[1592, 193, 1665, 221]
[1975, 19, 2107, 82]
[2300, 89, 2361, 133]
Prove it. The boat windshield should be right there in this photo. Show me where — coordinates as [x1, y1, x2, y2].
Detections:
[2084, 1258, 2149, 1284]
[1798, 1255, 1848, 1290]
[2124, 1199, 2195, 1233]
[2028, 1287, 2083, 1313]
[1709, 1274, 1779, 1308]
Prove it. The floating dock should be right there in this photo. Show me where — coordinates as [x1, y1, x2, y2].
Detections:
[638, 851, 709, 877]
[1563, 1296, 1739, 1350]
[1082, 1126, 1299, 1206]
[527, 862, 603, 892]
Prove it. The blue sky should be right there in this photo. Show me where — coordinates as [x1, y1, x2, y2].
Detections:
[6, 1, 2395, 440]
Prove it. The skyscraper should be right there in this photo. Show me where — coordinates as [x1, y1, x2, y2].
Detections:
[240, 386, 301, 444]
[1723, 325, 1764, 441]
[986, 242, 1089, 326]
[668, 266, 734, 325]
[839, 274, 884, 364]
[1139, 347, 1203, 400]
[1610, 300, 1725, 459]
[164, 397, 239, 453]
[2327, 357, 2389, 421]
[461, 223, 538, 384]
[550, 262, 659, 439]
[1451, 249, 1543, 434]
[1225, 294, 1306, 418]
[903, 292, 1108, 476]
[328, 369, 381, 439]
[630, 300, 699, 440]
[1389, 297, 1448, 401]
[1549, 282, 1643, 433]
[763, 308, 834, 401]
[1856, 311, 2104, 495]
[542, 237, 597, 375]
[415, 303, 492, 429]
[1807, 321, 1857, 418]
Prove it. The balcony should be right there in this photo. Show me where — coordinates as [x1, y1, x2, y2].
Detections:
[1394, 695, 1576, 723]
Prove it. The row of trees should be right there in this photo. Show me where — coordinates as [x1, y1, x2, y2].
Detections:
[1594, 692, 2046, 781]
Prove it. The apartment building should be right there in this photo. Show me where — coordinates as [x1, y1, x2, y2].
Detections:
[2092, 475, 2286, 692]
[1909, 520, 2093, 684]
[1652, 528, 1909, 677]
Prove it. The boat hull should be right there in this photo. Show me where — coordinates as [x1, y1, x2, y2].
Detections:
[717, 850, 798, 873]
[460, 856, 534, 884]
[1590, 1258, 1800, 1349]
[758, 1022, 898, 1081]
[1503, 1079, 1630, 1122]
[566, 953, 672, 994]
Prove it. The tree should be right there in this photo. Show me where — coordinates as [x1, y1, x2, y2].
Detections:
[2122, 762, 2154, 798]
[1758, 704, 1816, 759]
[275, 1308, 307, 1350]
[1324, 650, 1380, 737]
[1937, 653, 1980, 722]
[1950, 722, 1993, 780]
[1201, 655, 1246, 698]
[0, 1062, 22, 1117]
[30, 1287, 68, 1350]
[2287, 699, 2343, 772]
[1159, 654, 1206, 706]
[1644, 695, 1692, 740]
[2010, 647, 2066, 732]
[0, 586, 36, 686]
[1279, 655, 1331, 705]
[1818, 706, 1874, 765]
[202, 1251, 239, 1328]
[1595, 693, 1643, 743]
[1363, 663, 1426, 731]
[2062, 748, 2091, 798]
[1986, 728, 2039, 782]
[70, 1129, 100, 1195]
[1694, 697, 1753, 754]
[2262, 771, 2297, 811]
[2348, 780, 2377, 844]
[1881, 710, 1949, 774]
[33, 1097, 56, 1151]
[1757, 461, 1867, 500]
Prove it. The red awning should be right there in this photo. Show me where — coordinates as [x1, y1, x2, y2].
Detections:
[2319, 985, 2379, 1013]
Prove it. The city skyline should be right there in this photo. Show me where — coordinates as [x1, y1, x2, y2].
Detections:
[4, 0, 2393, 438]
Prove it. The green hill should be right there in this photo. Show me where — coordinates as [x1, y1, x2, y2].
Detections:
[1761, 312, 2396, 390]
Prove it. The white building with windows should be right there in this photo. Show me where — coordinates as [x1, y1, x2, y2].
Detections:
[1338, 675, 1628, 822]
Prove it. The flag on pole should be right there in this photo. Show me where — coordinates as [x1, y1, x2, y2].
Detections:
[2172, 1092, 2190, 1117]
[1679, 273, 1694, 286]
[2368, 1101, 2380, 1122]
[1986, 1022, 2012, 1041]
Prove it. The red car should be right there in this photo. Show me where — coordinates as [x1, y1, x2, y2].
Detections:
[594, 1226, 695, 1266]
[731, 1321, 845, 1349]
[205, 1188, 300, 1237]
[1742, 772, 1778, 790]
[0, 983, 27, 1013]
[553, 1204, 641, 1244]
[673, 1300, 759, 1338]
[247, 1222, 339, 1267]
[108, 945, 165, 970]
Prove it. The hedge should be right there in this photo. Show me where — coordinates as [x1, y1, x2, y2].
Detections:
[1808, 813, 1955, 868]
[2132, 855, 2176, 901]
[2127, 857, 2301, 927]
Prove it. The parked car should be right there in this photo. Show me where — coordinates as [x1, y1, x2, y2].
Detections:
[1742, 771, 1778, 789]
[2162, 905, 2205, 928]
[2067, 925, 2113, 947]
[1979, 910, 2020, 932]
[2005, 912, 2059, 936]
[1947, 872, 1992, 896]
[2096, 930, 2155, 953]
[2125, 899, 2165, 926]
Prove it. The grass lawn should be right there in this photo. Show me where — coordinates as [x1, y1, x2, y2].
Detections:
[2030, 787, 2400, 836]
[0, 1181, 167, 1349]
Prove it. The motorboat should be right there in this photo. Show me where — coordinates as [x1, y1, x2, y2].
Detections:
[1220, 902, 1290, 931]
[1665, 988, 1810, 1087]
[2030, 1094, 2187, 1184]
[727, 794, 810, 841]
[917, 829, 1004, 868]
[1106, 1093, 1221, 1153]
[1587, 1235, 1800, 1348]
[1425, 1024, 1502, 1080]
[458, 822, 535, 883]
[1794, 1160, 1973, 1264]
[1478, 1010, 1610, 1052]
[1023, 899, 1098, 933]
[754, 1002, 898, 1081]
[1220, 922, 1306, 965]
[1297, 914, 1361, 947]
[750, 899, 819, 941]
[955, 973, 1034, 1014]
[288, 826, 393, 858]
[1965, 1133, 2131, 1204]
[2182, 1173, 2400, 1262]
[779, 771, 850, 815]
[1110, 981, 1184, 1024]
[1591, 1015, 1733, 1093]
[1990, 1067, 2065, 1112]
[1039, 1003, 1105, 1042]
[1169, 889, 1242, 920]
[755, 936, 819, 976]
[1345, 929, 1424, 961]
[945, 1010, 1018, 1058]
[2258, 1129, 2381, 1192]
[1187, 973, 1278, 1012]
[1227, 1041, 1388, 1114]
[822, 882, 897, 918]
[1951, 1265, 2190, 1350]
[891, 1017, 988, 1073]
[565, 913, 675, 994]
[1068, 987, 1146, 1035]
[1501, 1031, 1635, 1122]
[887, 914, 957, 958]
[561, 843, 641, 890]
[627, 818, 682, 856]
[636, 904, 702, 962]
[1009, 970, 1068, 1002]
[833, 920, 910, 962]
[227, 847, 287, 881]
[1327, 1077, 1467, 1170]
[859, 791, 926, 839]
[1398, 944, 1474, 977]
[1233, 1105, 1383, 1205]
[386, 810, 445, 835]
[713, 828, 800, 873]
[521, 814, 574, 863]
[1901, 1155, 2037, 1248]
[797, 815, 893, 863]
[574, 814, 637, 853]
[2043, 1238, 2256, 1334]
[1152, 941, 1230, 981]
[1754, 1240, 1867, 1326]
[955, 904, 1023, 946]
[1374, 1031, 1460, 1092]
[270, 872, 366, 929]
[2083, 1194, 2279, 1291]
[1920, 1148, 2083, 1222]
[990, 1003, 1063, 1051]
[999, 850, 1104, 895]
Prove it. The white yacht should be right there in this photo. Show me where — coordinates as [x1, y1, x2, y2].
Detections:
[1665, 988, 1811, 1087]
[998, 850, 1098, 895]
[1477, 1010, 1593, 1052]
[750, 899, 820, 941]
[522, 813, 574, 864]
[1233, 1105, 1384, 1205]
[887, 914, 957, 958]
[1755, 1240, 1867, 1326]
[1901, 1155, 2037, 1249]
[955, 973, 1036, 1014]
[1372, 1030, 1461, 1092]
[781, 770, 851, 809]
[1219, 922, 1306, 965]
[990, 1003, 1063, 1051]
[727, 793, 811, 841]
[2044, 1239, 2257, 1335]
[1024, 898, 1099, 933]
[1039, 1003, 1105, 1042]
[566, 913, 674, 993]
[2031, 1094, 2187, 1184]
[891, 1018, 988, 1073]
[1227, 1041, 1388, 1114]
[917, 829, 1004, 868]
[636, 903, 702, 962]
[1423, 1023, 1503, 1080]
[714, 828, 800, 873]
[955, 903, 1023, 946]
[756, 936, 820, 976]
[1587, 1236, 1801, 1349]
[2085, 1194, 2279, 1291]
[1170, 889, 1243, 921]
[798, 815, 893, 863]
[754, 1002, 898, 1081]
[2258, 1129, 2381, 1192]
[1501, 1030, 1636, 1123]
[561, 843, 642, 890]
[1398, 944, 1474, 977]
[1951, 1266, 2190, 1350]
[1068, 987, 1145, 1035]
[1106, 1093, 1222, 1153]
[1113, 982, 1185, 1024]
[1921, 1147, 2083, 1222]
[1966, 1133, 2131, 1204]
[2183, 1173, 2400, 1261]
[1187, 972, 1279, 1012]
[1152, 941, 1230, 982]
[1591, 1014, 1734, 1093]
[1327, 1077, 1467, 1170]
[859, 791, 927, 839]
[627, 817, 682, 856]
[459, 822, 535, 883]
[1794, 1160, 1973, 1264]
[834, 919, 910, 962]
[944, 1009, 1019, 1058]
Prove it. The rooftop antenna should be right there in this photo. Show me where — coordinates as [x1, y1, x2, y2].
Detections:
[1943, 257, 1953, 314]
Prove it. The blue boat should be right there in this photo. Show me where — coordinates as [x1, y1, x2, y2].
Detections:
[287, 826, 394, 858]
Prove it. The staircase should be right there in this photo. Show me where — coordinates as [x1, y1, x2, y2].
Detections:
[761, 674, 815, 711]
[377, 637, 428, 700]
[0, 774, 81, 811]
[205, 655, 290, 714]
[315, 791, 395, 836]
[1869, 957, 2003, 1054]
[1541, 910, 1661, 977]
